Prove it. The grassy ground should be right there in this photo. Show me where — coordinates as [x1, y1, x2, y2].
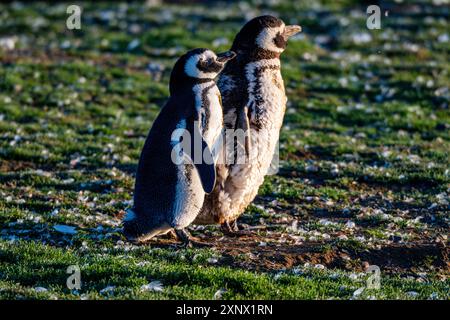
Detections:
[0, 0, 448, 300]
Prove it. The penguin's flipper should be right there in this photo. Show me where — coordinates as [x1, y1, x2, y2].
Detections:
[194, 136, 216, 194]
[185, 125, 216, 194]
[236, 105, 252, 156]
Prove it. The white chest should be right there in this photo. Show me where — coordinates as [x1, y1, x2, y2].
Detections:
[193, 83, 223, 147]
[245, 59, 286, 130]
[245, 59, 286, 167]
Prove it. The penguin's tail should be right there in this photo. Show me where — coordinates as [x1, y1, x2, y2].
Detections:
[122, 208, 172, 243]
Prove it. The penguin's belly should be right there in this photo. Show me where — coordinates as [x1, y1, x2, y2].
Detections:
[220, 63, 286, 221]
[171, 163, 204, 229]
[170, 83, 223, 229]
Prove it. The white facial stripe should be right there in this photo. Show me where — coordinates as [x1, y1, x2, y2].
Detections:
[184, 51, 217, 79]
[255, 23, 285, 53]
[203, 50, 216, 60]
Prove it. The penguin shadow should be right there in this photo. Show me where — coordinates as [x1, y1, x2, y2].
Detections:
[128, 229, 216, 249]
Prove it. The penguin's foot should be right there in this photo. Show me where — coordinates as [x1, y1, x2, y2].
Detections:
[230, 220, 244, 232]
[220, 220, 236, 235]
[221, 220, 252, 237]
[161, 229, 178, 240]
[174, 229, 212, 248]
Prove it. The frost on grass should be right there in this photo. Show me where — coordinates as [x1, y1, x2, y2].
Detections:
[0, 0, 448, 300]
[140, 281, 164, 292]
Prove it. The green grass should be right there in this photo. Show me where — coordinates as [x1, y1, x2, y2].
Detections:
[0, 240, 448, 300]
[0, 0, 448, 300]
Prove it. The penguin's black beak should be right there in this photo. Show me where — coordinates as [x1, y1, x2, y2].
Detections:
[284, 25, 302, 39]
[216, 51, 236, 63]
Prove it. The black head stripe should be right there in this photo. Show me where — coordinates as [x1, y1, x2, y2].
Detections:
[197, 60, 223, 73]
[273, 32, 287, 50]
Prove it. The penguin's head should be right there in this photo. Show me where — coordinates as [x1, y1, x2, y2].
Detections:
[231, 15, 301, 56]
[170, 48, 236, 93]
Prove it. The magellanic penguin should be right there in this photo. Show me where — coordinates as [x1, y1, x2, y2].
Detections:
[123, 48, 236, 245]
[194, 16, 301, 233]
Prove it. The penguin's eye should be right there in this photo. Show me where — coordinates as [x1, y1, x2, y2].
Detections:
[198, 58, 214, 71]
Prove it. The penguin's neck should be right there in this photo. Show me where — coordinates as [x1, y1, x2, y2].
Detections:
[233, 47, 281, 63]
[250, 48, 281, 61]
[169, 77, 214, 97]
[192, 80, 217, 113]
[244, 56, 282, 84]
[225, 50, 281, 78]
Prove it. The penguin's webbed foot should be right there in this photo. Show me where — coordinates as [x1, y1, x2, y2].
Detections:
[229, 220, 242, 232]
[174, 229, 212, 248]
[221, 220, 252, 237]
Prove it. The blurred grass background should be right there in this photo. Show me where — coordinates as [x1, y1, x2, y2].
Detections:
[0, 0, 448, 299]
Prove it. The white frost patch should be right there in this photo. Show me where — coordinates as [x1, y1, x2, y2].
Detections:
[140, 280, 164, 292]
[345, 221, 356, 229]
[213, 288, 227, 300]
[207, 257, 218, 264]
[53, 225, 77, 235]
[127, 39, 140, 51]
[353, 287, 365, 297]
[0, 36, 17, 50]
[352, 32, 372, 44]
[100, 286, 115, 295]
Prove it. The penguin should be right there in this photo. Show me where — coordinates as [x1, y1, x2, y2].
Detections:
[123, 48, 236, 245]
[194, 16, 301, 233]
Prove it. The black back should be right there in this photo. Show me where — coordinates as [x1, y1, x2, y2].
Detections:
[133, 93, 193, 225]
[133, 49, 215, 224]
